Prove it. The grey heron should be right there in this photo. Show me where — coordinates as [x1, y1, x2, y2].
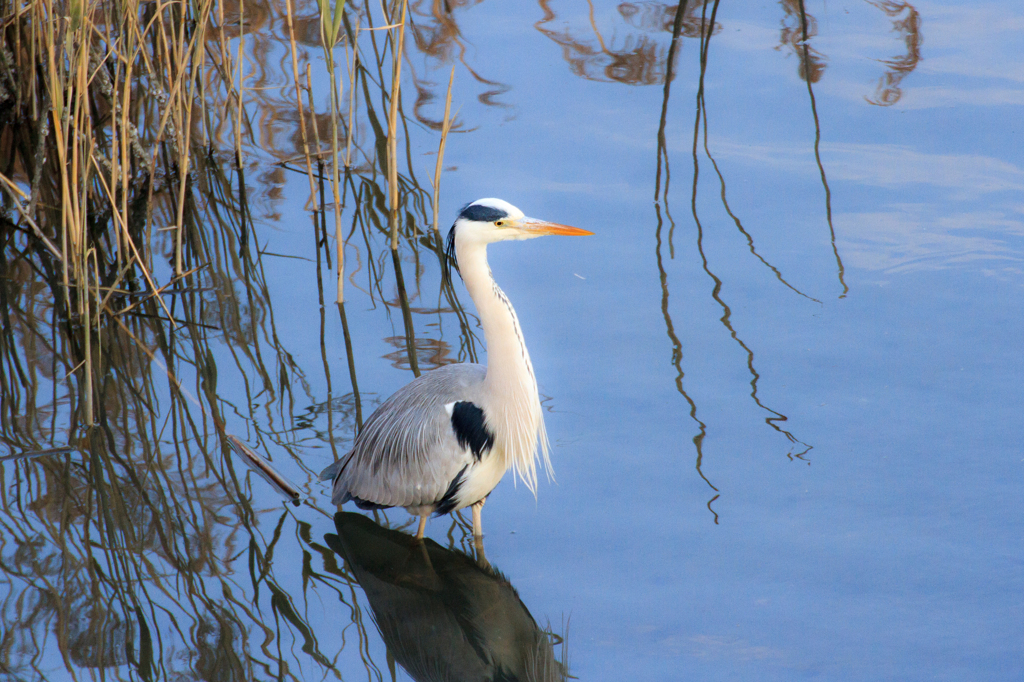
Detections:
[320, 198, 592, 539]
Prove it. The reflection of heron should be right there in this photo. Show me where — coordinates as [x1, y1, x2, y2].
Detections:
[321, 199, 592, 538]
[325, 512, 566, 682]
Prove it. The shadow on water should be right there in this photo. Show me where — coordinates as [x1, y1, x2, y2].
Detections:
[325, 512, 569, 682]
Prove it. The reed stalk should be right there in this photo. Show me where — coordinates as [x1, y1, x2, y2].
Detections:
[345, 16, 360, 168]
[315, 0, 347, 302]
[234, 0, 246, 171]
[432, 66, 456, 234]
[387, 0, 408, 251]
[173, 0, 214, 277]
[284, 0, 318, 209]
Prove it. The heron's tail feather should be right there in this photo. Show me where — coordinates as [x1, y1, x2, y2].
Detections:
[319, 458, 345, 482]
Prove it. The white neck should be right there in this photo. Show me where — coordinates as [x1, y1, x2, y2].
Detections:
[456, 239, 551, 492]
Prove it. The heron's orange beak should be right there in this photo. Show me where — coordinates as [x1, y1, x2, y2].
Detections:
[518, 218, 594, 236]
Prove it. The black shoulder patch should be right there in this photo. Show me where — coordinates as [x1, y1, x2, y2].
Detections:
[434, 465, 468, 516]
[459, 202, 509, 223]
[450, 401, 495, 461]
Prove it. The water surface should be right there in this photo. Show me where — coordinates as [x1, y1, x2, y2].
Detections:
[2, 1, 1023, 680]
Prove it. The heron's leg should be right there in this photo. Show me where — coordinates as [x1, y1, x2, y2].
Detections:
[415, 514, 427, 539]
[469, 500, 488, 566]
[471, 499, 485, 538]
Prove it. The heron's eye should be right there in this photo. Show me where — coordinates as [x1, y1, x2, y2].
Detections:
[495, 220, 505, 227]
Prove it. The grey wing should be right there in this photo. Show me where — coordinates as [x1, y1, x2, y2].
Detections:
[322, 363, 487, 509]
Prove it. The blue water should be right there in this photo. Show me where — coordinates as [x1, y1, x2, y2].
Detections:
[2, 1, 1023, 680]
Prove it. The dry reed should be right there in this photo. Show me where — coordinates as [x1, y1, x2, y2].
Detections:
[0, 0, 503, 677]
[432, 65, 456, 233]
[387, 0, 407, 250]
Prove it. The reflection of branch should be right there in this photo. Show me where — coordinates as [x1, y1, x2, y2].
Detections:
[537, 1, 719, 86]
[338, 303, 364, 430]
[654, 1, 689, 205]
[653, 2, 719, 520]
[667, 0, 819, 301]
[655, 204, 720, 519]
[778, 0, 827, 83]
[383, 335, 455, 370]
[703, 146, 821, 303]
[405, 0, 515, 122]
[621, 0, 717, 36]
[795, 0, 848, 298]
[677, 2, 820, 303]
[697, 99, 819, 302]
[391, 249, 421, 378]
[691, 0, 812, 456]
[865, 1, 922, 106]
[0, 175, 357, 677]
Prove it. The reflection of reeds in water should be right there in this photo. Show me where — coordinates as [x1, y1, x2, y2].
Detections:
[0, 156, 360, 678]
[536, 0, 721, 86]
[778, 0, 828, 83]
[0, 0, 493, 677]
[691, 1, 818, 453]
[652, 0, 722, 522]
[783, 0, 848, 297]
[865, 1, 922, 106]
[414, 0, 874, 518]
[648, 0, 865, 519]
[780, 0, 922, 106]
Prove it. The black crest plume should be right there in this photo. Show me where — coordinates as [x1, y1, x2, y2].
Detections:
[444, 202, 510, 283]
[444, 224, 460, 282]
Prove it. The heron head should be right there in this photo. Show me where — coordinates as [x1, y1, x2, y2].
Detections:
[445, 198, 592, 278]
[451, 198, 592, 244]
